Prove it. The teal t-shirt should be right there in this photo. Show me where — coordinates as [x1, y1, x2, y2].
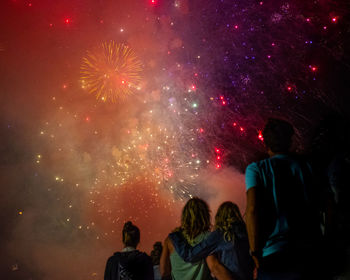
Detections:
[170, 232, 212, 280]
[245, 154, 321, 257]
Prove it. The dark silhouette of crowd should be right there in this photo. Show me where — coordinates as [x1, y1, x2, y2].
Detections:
[104, 117, 350, 280]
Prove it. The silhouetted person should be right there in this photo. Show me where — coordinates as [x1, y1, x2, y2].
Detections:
[104, 221, 154, 280]
[245, 118, 324, 280]
[311, 114, 350, 279]
[328, 150, 350, 280]
[169, 201, 254, 280]
[151, 241, 163, 280]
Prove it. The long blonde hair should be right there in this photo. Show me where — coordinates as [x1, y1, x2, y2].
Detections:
[214, 201, 244, 242]
[181, 197, 211, 241]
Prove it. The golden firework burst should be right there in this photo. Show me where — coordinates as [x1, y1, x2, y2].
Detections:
[80, 41, 143, 102]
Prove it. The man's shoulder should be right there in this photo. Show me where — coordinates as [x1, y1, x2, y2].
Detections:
[134, 250, 153, 262]
[119, 250, 153, 266]
[108, 252, 121, 261]
[246, 160, 260, 171]
[246, 158, 269, 173]
[257, 154, 311, 167]
[105, 252, 121, 270]
[247, 156, 274, 167]
[139, 251, 152, 260]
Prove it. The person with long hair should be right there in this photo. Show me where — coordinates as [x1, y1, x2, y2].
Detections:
[160, 197, 213, 280]
[169, 201, 253, 280]
[104, 221, 154, 280]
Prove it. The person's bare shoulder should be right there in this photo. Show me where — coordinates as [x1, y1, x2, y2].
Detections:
[165, 235, 174, 253]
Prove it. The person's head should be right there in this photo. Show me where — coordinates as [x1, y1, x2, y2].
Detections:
[181, 197, 211, 241]
[122, 221, 140, 248]
[263, 118, 294, 154]
[150, 241, 163, 266]
[215, 201, 244, 242]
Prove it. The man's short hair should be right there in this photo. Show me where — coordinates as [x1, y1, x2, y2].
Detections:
[263, 118, 294, 153]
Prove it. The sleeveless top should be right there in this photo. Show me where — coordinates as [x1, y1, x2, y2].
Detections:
[170, 232, 212, 280]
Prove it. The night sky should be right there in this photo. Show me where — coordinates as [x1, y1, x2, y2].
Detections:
[1, 0, 349, 279]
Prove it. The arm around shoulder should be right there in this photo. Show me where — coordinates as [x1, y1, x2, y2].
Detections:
[169, 230, 219, 263]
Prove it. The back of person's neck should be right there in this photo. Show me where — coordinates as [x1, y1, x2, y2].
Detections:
[268, 150, 289, 157]
[122, 246, 137, 252]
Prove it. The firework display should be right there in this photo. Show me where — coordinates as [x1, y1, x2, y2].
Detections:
[81, 41, 143, 102]
[1, 0, 349, 279]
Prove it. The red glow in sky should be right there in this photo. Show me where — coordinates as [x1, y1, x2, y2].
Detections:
[1, 0, 347, 280]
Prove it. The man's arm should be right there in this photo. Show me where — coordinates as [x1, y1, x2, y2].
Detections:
[160, 237, 172, 278]
[246, 187, 262, 268]
[206, 255, 234, 280]
[169, 230, 219, 263]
